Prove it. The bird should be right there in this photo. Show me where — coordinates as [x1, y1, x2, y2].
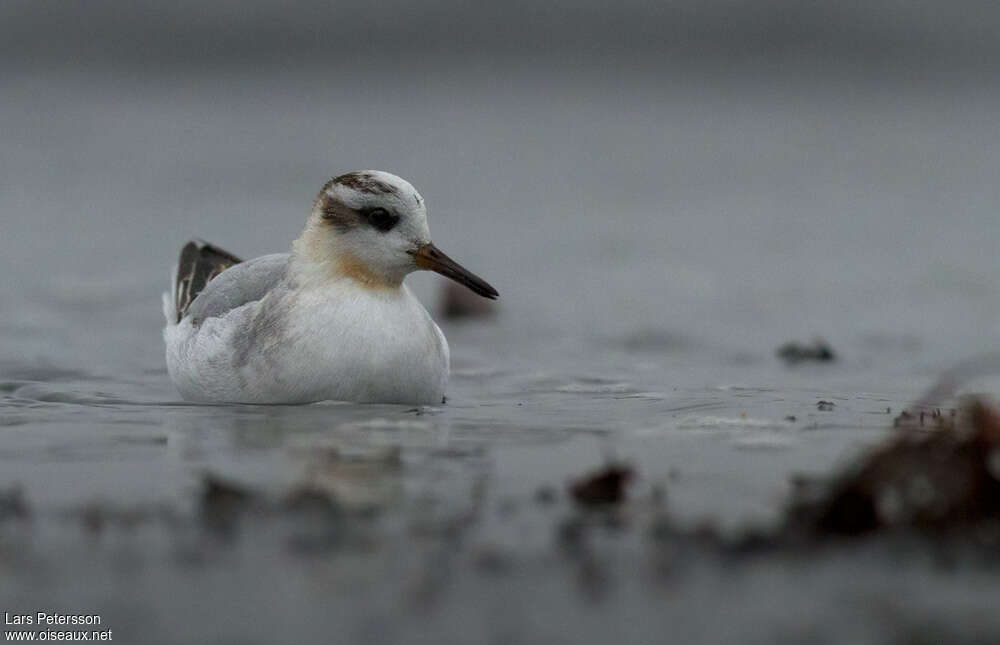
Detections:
[162, 170, 498, 404]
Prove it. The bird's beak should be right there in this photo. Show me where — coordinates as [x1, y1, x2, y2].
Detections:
[409, 243, 499, 300]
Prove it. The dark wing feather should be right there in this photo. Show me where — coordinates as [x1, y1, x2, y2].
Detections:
[174, 240, 243, 322]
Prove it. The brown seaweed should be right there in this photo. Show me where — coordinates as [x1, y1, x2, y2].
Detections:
[569, 464, 634, 506]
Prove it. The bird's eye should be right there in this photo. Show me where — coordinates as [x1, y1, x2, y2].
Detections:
[365, 208, 398, 232]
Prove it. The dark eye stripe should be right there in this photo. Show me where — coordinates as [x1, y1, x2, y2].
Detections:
[364, 208, 399, 232]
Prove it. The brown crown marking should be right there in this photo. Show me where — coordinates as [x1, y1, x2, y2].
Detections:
[331, 171, 398, 195]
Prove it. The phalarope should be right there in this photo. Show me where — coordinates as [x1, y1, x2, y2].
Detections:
[162, 170, 498, 404]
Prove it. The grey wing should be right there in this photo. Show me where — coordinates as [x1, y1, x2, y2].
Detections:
[185, 253, 291, 324]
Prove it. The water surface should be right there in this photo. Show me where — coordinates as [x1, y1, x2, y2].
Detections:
[2, 61, 1000, 643]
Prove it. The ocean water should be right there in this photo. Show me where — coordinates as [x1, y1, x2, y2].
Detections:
[3, 62, 1000, 643]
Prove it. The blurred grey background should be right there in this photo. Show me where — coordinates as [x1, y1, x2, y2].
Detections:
[1, 0, 999, 376]
[4, 0, 1000, 72]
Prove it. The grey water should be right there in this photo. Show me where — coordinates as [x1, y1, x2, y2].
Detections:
[4, 2, 1000, 642]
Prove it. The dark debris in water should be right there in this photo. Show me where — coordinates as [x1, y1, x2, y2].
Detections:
[559, 387, 1000, 560]
[440, 281, 497, 320]
[777, 339, 836, 364]
[816, 400, 835, 411]
[569, 464, 634, 507]
[641, 390, 1000, 557]
[893, 407, 956, 429]
[199, 474, 261, 535]
[786, 397, 1000, 538]
[0, 487, 30, 522]
[200, 474, 346, 528]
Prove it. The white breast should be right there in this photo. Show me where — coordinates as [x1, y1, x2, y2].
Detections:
[165, 283, 449, 404]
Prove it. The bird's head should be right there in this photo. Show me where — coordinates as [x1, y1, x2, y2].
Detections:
[294, 170, 497, 299]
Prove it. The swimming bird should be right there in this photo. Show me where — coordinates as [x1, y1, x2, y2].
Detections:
[162, 171, 498, 404]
